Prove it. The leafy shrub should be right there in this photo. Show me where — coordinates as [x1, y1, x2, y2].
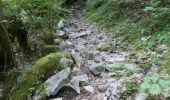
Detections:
[3, 0, 68, 43]
[140, 73, 170, 95]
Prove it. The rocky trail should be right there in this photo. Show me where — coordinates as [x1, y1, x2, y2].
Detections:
[46, 8, 170, 100]
[46, 8, 142, 100]
[0, 7, 168, 100]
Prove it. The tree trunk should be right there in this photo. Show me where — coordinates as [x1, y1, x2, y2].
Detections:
[0, 0, 14, 71]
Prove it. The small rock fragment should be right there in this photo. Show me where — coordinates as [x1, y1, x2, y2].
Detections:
[67, 74, 88, 94]
[72, 50, 82, 68]
[84, 85, 95, 94]
[58, 19, 65, 29]
[135, 93, 148, 100]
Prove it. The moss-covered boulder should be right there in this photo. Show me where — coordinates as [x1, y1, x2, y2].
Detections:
[97, 43, 112, 51]
[7, 52, 73, 100]
[42, 45, 60, 56]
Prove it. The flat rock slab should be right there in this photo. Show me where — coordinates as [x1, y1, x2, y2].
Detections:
[45, 68, 70, 96]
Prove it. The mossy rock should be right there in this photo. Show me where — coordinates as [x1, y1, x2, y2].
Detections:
[7, 52, 72, 100]
[42, 45, 60, 56]
[98, 43, 112, 51]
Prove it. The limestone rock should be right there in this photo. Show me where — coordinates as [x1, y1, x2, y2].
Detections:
[60, 57, 74, 68]
[72, 50, 82, 68]
[45, 68, 70, 96]
[67, 74, 88, 94]
[84, 85, 95, 94]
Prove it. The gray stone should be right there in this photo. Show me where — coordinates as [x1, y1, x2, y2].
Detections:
[157, 44, 168, 51]
[45, 68, 70, 96]
[59, 41, 67, 50]
[94, 55, 102, 63]
[98, 84, 107, 92]
[54, 39, 60, 45]
[67, 74, 88, 94]
[84, 85, 95, 94]
[72, 50, 82, 68]
[135, 93, 148, 100]
[104, 80, 123, 100]
[60, 57, 74, 68]
[57, 31, 68, 39]
[162, 89, 170, 99]
[58, 19, 65, 29]
[90, 63, 104, 75]
[123, 63, 140, 72]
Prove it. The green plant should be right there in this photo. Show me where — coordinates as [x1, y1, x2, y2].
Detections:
[140, 73, 170, 95]
[2, 0, 68, 44]
[121, 81, 138, 99]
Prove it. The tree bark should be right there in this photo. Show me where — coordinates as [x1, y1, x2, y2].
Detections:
[0, 0, 14, 71]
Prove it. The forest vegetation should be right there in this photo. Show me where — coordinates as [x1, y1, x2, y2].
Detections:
[0, 0, 170, 100]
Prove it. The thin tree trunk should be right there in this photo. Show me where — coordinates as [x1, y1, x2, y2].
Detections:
[0, 0, 14, 71]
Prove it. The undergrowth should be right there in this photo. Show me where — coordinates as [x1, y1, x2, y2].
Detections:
[85, 0, 170, 79]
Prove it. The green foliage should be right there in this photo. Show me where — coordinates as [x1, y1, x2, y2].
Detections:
[140, 73, 170, 95]
[121, 81, 138, 99]
[2, 0, 68, 44]
[86, 0, 170, 50]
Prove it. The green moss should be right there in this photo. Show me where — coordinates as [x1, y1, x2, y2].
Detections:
[8, 52, 72, 100]
[98, 44, 112, 51]
[63, 51, 72, 59]
[42, 45, 60, 56]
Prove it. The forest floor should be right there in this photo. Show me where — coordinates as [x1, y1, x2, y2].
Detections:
[51, 6, 169, 100]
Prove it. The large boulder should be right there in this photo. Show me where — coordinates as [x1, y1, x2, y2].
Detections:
[8, 52, 73, 100]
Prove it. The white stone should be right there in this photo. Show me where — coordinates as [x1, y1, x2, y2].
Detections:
[84, 85, 95, 94]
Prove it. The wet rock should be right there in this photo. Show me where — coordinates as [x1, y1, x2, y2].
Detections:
[72, 50, 82, 68]
[135, 93, 148, 100]
[45, 68, 70, 96]
[84, 85, 95, 94]
[67, 74, 88, 94]
[60, 57, 74, 68]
